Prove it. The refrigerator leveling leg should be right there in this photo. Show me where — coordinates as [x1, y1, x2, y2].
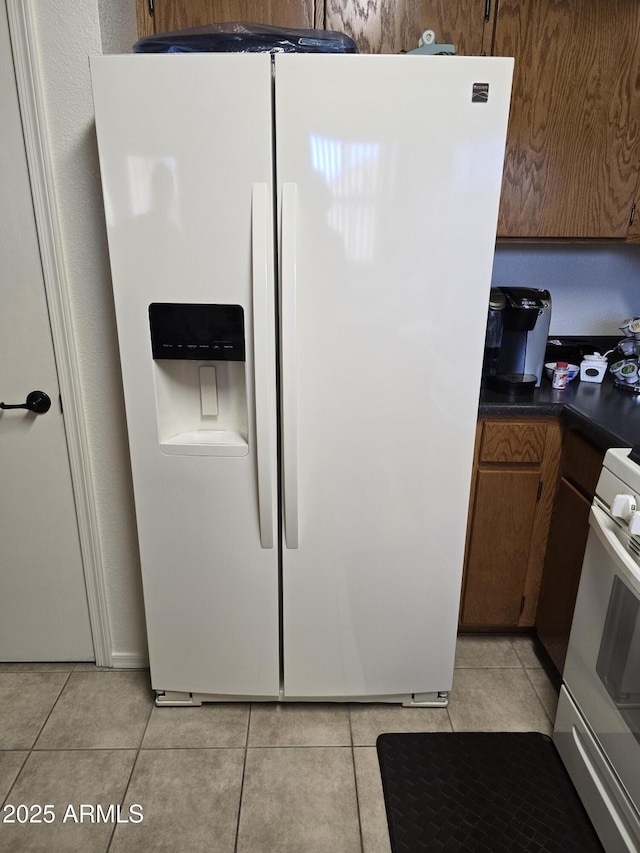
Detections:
[402, 692, 449, 708]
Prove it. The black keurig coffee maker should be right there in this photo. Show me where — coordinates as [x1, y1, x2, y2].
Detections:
[483, 287, 552, 394]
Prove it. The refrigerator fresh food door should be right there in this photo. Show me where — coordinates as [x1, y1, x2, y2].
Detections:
[275, 54, 513, 698]
[90, 54, 280, 697]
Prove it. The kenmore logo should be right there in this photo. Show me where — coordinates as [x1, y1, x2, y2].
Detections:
[472, 83, 490, 103]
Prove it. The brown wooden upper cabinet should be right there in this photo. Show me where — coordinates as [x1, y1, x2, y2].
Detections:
[136, 0, 640, 239]
[492, 0, 640, 239]
[136, 1, 319, 39]
[137, 0, 489, 54]
[323, 1, 489, 56]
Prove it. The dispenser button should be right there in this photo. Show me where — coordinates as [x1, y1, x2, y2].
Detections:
[199, 366, 218, 417]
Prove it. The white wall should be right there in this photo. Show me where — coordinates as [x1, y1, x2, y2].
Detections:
[25, 0, 640, 665]
[492, 244, 640, 335]
[97, 0, 138, 55]
[32, 0, 146, 664]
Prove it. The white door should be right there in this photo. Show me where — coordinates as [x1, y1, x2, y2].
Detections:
[0, 1, 93, 661]
[275, 54, 513, 698]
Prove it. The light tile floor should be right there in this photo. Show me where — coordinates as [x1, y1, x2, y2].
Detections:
[0, 635, 559, 852]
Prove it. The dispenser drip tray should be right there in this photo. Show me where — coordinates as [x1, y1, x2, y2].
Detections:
[487, 373, 537, 396]
[160, 429, 248, 457]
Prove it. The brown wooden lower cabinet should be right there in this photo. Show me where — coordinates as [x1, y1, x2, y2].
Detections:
[459, 416, 562, 630]
[535, 478, 591, 673]
[535, 429, 605, 674]
[461, 468, 541, 626]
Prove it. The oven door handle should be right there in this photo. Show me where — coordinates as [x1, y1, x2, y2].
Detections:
[590, 504, 640, 596]
[571, 724, 640, 852]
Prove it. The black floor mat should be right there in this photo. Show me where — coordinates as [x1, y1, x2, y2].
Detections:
[376, 732, 604, 852]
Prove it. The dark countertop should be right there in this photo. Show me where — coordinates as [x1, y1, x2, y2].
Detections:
[478, 336, 640, 450]
[479, 376, 640, 451]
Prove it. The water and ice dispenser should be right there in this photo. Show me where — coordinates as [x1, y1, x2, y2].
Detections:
[149, 303, 249, 456]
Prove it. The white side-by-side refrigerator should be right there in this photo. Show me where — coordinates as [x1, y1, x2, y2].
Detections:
[91, 52, 513, 705]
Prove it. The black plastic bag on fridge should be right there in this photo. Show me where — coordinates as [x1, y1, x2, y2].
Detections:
[133, 22, 357, 54]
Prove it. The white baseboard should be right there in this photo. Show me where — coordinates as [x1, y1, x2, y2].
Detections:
[110, 652, 149, 670]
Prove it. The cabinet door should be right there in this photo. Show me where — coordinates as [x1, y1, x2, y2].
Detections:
[462, 468, 541, 626]
[560, 428, 604, 496]
[627, 195, 640, 243]
[494, 0, 640, 238]
[137, 0, 317, 38]
[536, 477, 592, 674]
[323, 0, 488, 55]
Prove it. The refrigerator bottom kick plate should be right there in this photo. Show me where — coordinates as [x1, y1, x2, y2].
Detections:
[155, 690, 449, 707]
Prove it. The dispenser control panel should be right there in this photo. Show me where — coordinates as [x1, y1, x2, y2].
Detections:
[149, 303, 245, 361]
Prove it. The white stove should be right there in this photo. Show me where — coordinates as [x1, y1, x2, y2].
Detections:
[554, 447, 640, 852]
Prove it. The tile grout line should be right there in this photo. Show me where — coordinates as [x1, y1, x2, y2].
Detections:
[0, 751, 29, 812]
[105, 685, 156, 853]
[512, 637, 549, 726]
[232, 702, 252, 853]
[27, 669, 73, 751]
[445, 700, 455, 733]
[522, 666, 556, 725]
[348, 705, 366, 853]
[1, 668, 73, 810]
[510, 636, 559, 726]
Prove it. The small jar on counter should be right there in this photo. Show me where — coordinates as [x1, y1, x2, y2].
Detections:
[552, 361, 569, 389]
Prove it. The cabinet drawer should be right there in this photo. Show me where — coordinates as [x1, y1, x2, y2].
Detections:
[480, 421, 547, 464]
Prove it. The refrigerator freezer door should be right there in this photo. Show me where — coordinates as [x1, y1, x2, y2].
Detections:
[275, 54, 513, 698]
[91, 54, 280, 697]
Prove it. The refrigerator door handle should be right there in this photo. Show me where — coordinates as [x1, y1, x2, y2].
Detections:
[252, 182, 275, 549]
[282, 182, 299, 549]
